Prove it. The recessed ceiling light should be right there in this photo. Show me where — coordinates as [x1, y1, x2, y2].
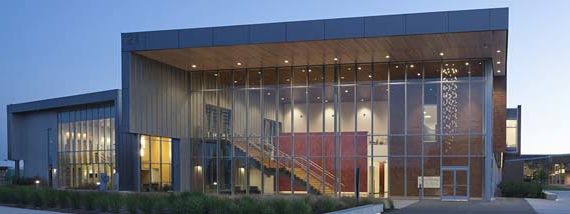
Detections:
[385, 55, 390, 59]
[236, 62, 242, 66]
[360, 98, 365, 102]
[324, 99, 329, 103]
[286, 78, 290, 82]
[340, 76, 345, 79]
[344, 89, 349, 93]
[333, 57, 339, 61]
[308, 69, 312, 72]
[417, 73, 421, 76]
[465, 62, 470, 66]
[357, 67, 362, 70]
[191, 64, 197, 68]
[213, 73, 218, 77]
[267, 92, 271, 96]
[497, 61, 501, 65]
[284, 60, 289, 63]
[410, 64, 415, 68]
[281, 97, 285, 101]
[395, 65, 399, 69]
[316, 96, 321, 100]
[496, 50, 502, 53]
[302, 69, 305, 73]
[439, 52, 445, 56]
[368, 74, 372, 78]
[497, 70, 502, 73]
[445, 63, 449, 67]
[234, 80, 238, 84]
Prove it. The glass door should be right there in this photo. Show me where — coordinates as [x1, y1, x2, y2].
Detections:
[441, 166, 469, 201]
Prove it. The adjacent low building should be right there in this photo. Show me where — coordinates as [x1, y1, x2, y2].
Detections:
[7, 8, 511, 201]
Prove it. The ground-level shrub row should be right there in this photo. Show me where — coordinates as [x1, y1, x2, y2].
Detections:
[499, 181, 545, 198]
[0, 185, 390, 214]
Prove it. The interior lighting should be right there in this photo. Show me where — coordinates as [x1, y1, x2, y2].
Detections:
[236, 62, 242, 66]
[284, 60, 289, 64]
[191, 64, 197, 68]
[497, 61, 501, 65]
[439, 52, 445, 56]
[497, 70, 502, 73]
[385, 55, 390, 59]
[496, 50, 502, 53]
[333, 57, 339, 61]
[465, 62, 469, 66]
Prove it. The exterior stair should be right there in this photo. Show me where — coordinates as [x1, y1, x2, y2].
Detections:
[232, 139, 341, 195]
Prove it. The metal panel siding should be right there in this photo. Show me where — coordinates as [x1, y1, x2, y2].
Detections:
[172, 138, 181, 191]
[249, 23, 287, 44]
[128, 54, 189, 139]
[122, 33, 147, 51]
[448, 10, 491, 32]
[324, 17, 364, 39]
[490, 8, 509, 30]
[118, 133, 138, 191]
[146, 30, 179, 50]
[179, 28, 213, 48]
[405, 12, 448, 34]
[364, 15, 406, 37]
[213, 25, 250, 46]
[286, 20, 325, 41]
[179, 137, 191, 191]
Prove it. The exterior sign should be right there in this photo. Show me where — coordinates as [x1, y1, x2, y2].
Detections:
[418, 176, 440, 188]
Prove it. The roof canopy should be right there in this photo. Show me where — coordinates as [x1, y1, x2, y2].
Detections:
[122, 8, 508, 74]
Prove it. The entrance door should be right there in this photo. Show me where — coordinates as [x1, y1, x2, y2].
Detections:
[441, 166, 469, 201]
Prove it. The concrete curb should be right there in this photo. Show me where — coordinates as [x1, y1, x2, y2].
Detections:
[543, 191, 558, 200]
[326, 204, 384, 214]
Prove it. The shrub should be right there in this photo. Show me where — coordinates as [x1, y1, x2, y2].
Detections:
[138, 195, 156, 214]
[284, 198, 311, 214]
[309, 196, 338, 213]
[95, 194, 110, 212]
[82, 192, 98, 211]
[41, 189, 58, 208]
[69, 192, 82, 210]
[108, 193, 124, 214]
[30, 190, 43, 208]
[499, 181, 545, 198]
[57, 190, 70, 208]
[125, 194, 139, 214]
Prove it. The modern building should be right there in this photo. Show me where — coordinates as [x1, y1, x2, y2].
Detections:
[7, 8, 510, 201]
[502, 106, 570, 186]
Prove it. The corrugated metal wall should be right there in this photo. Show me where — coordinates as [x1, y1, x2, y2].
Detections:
[129, 54, 189, 138]
[126, 54, 192, 191]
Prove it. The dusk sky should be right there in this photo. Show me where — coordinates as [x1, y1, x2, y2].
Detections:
[1, 0, 569, 162]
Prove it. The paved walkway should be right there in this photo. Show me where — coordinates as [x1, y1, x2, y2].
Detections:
[0, 206, 65, 214]
[526, 191, 570, 214]
[389, 198, 535, 214]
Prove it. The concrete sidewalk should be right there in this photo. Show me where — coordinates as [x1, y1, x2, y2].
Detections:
[526, 191, 570, 214]
[389, 198, 535, 214]
[0, 206, 66, 214]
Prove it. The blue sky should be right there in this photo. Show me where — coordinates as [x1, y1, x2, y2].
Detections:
[1, 0, 569, 161]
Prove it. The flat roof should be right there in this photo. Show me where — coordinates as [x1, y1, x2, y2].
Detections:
[7, 89, 120, 114]
[122, 8, 508, 72]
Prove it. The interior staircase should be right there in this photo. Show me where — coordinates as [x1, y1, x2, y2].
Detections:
[232, 139, 342, 195]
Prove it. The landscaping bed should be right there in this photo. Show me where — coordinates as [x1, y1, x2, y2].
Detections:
[498, 181, 545, 198]
[0, 185, 391, 214]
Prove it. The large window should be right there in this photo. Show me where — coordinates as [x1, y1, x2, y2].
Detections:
[57, 104, 115, 189]
[140, 135, 172, 191]
[189, 59, 488, 198]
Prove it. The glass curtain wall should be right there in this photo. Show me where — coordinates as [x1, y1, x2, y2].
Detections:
[57, 104, 115, 189]
[189, 59, 486, 198]
[140, 135, 172, 191]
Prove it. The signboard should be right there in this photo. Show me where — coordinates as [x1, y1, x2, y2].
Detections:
[417, 176, 440, 188]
